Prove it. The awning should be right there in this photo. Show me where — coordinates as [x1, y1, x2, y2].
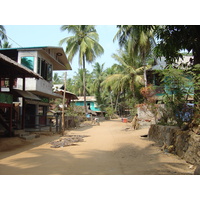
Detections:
[13, 89, 41, 101]
[30, 90, 63, 99]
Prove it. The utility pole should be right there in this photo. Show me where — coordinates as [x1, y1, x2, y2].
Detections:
[61, 72, 67, 135]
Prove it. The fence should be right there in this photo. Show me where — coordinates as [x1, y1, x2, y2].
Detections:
[24, 114, 80, 132]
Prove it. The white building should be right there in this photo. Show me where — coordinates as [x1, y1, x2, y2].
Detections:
[0, 46, 71, 129]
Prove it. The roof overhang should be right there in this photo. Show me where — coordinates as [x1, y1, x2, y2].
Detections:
[30, 90, 63, 99]
[13, 89, 41, 101]
[74, 96, 97, 102]
[0, 46, 72, 71]
[17, 46, 72, 71]
[55, 89, 78, 100]
[0, 53, 42, 79]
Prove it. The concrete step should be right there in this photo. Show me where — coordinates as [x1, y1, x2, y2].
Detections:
[14, 130, 29, 137]
[20, 134, 36, 140]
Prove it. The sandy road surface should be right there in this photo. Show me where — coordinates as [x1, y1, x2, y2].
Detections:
[0, 119, 194, 175]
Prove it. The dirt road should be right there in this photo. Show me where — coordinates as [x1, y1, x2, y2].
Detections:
[0, 119, 194, 175]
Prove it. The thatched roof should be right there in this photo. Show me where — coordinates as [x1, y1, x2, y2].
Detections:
[0, 53, 42, 79]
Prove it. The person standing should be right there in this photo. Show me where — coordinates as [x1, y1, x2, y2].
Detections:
[131, 114, 139, 130]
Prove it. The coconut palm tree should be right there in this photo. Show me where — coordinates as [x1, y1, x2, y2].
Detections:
[91, 62, 105, 109]
[73, 68, 91, 96]
[59, 25, 104, 112]
[2, 41, 12, 48]
[0, 25, 7, 48]
[112, 49, 145, 96]
[102, 48, 145, 111]
[53, 72, 63, 84]
[114, 25, 156, 87]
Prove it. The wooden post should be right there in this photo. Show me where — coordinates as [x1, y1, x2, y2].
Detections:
[9, 105, 13, 136]
[61, 72, 67, 135]
[56, 114, 59, 132]
[21, 76, 26, 129]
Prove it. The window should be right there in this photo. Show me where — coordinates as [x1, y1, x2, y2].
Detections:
[37, 57, 41, 74]
[47, 64, 52, 81]
[37, 57, 52, 81]
[21, 56, 34, 71]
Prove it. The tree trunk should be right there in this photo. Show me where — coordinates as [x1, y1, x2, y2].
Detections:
[115, 92, 120, 112]
[82, 55, 87, 113]
[144, 65, 147, 87]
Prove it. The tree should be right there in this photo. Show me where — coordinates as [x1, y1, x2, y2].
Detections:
[1, 41, 12, 48]
[60, 25, 104, 113]
[155, 25, 200, 65]
[91, 62, 105, 110]
[154, 25, 200, 109]
[53, 72, 63, 84]
[110, 48, 145, 98]
[102, 48, 145, 112]
[159, 67, 193, 127]
[0, 25, 7, 48]
[73, 68, 91, 96]
[114, 25, 156, 87]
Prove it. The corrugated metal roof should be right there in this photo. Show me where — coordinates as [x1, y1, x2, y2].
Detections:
[74, 96, 97, 102]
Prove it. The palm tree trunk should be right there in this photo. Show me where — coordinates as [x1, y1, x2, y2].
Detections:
[144, 65, 147, 87]
[115, 92, 120, 112]
[82, 55, 87, 113]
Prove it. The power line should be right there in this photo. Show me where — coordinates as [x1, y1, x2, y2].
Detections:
[2, 33, 36, 57]
[6, 34, 24, 48]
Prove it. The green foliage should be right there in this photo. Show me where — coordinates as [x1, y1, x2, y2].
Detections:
[0, 25, 7, 48]
[53, 73, 63, 84]
[105, 107, 115, 119]
[158, 67, 193, 127]
[60, 25, 104, 113]
[155, 25, 200, 65]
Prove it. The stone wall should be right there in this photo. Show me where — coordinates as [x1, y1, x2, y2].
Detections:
[148, 125, 200, 165]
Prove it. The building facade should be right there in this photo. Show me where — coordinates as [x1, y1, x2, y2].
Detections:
[0, 46, 71, 130]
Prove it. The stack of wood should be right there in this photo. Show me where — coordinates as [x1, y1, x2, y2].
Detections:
[49, 135, 88, 148]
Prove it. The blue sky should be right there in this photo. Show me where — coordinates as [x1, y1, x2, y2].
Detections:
[4, 25, 120, 78]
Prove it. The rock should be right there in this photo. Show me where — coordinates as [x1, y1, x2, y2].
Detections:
[168, 145, 174, 153]
[189, 165, 194, 169]
[148, 124, 200, 165]
[194, 165, 200, 175]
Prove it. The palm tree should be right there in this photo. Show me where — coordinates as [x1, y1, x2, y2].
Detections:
[60, 25, 104, 112]
[112, 49, 145, 96]
[91, 62, 105, 109]
[0, 25, 7, 48]
[114, 25, 156, 87]
[53, 72, 63, 84]
[102, 47, 145, 111]
[73, 68, 91, 96]
[2, 41, 12, 48]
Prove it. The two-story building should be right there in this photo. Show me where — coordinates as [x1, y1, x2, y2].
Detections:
[0, 46, 71, 130]
[147, 56, 194, 102]
[0, 53, 42, 136]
